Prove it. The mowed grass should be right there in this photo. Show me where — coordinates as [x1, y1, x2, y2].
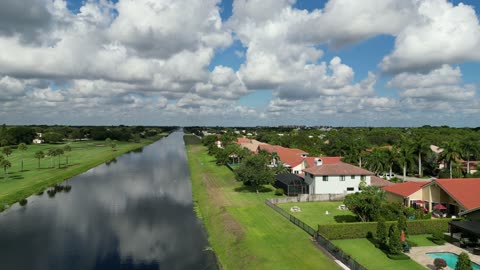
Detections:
[408, 234, 439, 246]
[0, 138, 161, 210]
[332, 238, 426, 270]
[278, 201, 357, 227]
[187, 144, 340, 270]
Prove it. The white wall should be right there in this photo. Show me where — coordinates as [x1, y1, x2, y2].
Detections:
[304, 174, 371, 194]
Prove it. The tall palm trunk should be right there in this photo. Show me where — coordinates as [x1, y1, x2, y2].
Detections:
[467, 156, 470, 174]
[418, 153, 422, 177]
[389, 164, 393, 177]
[359, 157, 362, 168]
[403, 162, 407, 181]
[449, 161, 453, 179]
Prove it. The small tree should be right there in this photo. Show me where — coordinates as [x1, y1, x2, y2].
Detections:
[376, 217, 388, 250]
[34, 150, 45, 168]
[455, 252, 473, 270]
[63, 145, 72, 165]
[55, 148, 64, 168]
[1, 158, 12, 180]
[48, 148, 56, 168]
[434, 258, 447, 270]
[235, 154, 274, 193]
[388, 224, 402, 255]
[344, 186, 385, 222]
[18, 143, 27, 171]
[111, 141, 117, 151]
[398, 214, 408, 238]
[2, 146, 12, 157]
[105, 138, 111, 147]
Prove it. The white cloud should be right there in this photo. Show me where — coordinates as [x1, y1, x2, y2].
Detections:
[381, 0, 480, 72]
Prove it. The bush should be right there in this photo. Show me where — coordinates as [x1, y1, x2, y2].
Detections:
[434, 258, 447, 269]
[318, 219, 453, 240]
[456, 252, 473, 270]
[388, 224, 402, 255]
[19, 198, 28, 206]
[387, 253, 410, 260]
[274, 188, 284, 196]
[432, 230, 446, 245]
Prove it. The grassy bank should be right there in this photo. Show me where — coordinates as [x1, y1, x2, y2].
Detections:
[0, 136, 164, 211]
[186, 144, 340, 270]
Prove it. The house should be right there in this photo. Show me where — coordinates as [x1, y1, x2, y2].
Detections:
[258, 144, 309, 174]
[33, 133, 44, 144]
[370, 176, 395, 187]
[236, 137, 266, 153]
[383, 178, 480, 216]
[214, 140, 223, 149]
[303, 162, 374, 194]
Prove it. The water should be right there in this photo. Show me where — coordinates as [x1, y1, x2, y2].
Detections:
[428, 252, 480, 270]
[0, 131, 217, 270]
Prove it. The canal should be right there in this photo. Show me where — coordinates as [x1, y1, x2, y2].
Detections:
[0, 131, 217, 270]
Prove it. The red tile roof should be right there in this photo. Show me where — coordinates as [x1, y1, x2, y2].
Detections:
[382, 181, 428, 197]
[371, 176, 395, 187]
[434, 178, 480, 210]
[303, 162, 374, 176]
[258, 144, 308, 167]
[305, 156, 342, 167]
[236, 137, 251, 144]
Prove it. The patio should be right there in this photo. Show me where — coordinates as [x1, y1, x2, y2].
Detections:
[449, 220, 480, 254]
[409, 242, 480, 269]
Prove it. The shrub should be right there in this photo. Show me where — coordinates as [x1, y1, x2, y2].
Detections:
[434, 258, 447, 269]
[455, 252, 473, 270]
[386, 253, 410, 260]
[376, 217, 388, 250]
[398, 214, 408, 237]
[432, 230, 446, 245]
[318, 219, 452, 240]
[274, 188, 284, 196]
[388, 224, 402, 255]
[19, 198, 28, 206]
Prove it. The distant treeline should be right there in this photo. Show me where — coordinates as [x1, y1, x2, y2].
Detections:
[0, 125, 177, 146]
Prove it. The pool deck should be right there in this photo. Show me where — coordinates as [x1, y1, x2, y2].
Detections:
[410, 242, 480, 269]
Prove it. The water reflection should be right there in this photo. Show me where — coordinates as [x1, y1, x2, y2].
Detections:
[0, 131, 216, 270]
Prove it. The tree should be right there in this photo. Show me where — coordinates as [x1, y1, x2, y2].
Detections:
[47, 148, 56, 168]
[394, 138, 415, 180]
[413, 138, 430, 177]
[105, 138, 112, 147]
[440, 141, 461, 179]
[397, 214, 408, 238]
[344, 186, 385, 222]
[461, 141, 480, 175]
[63, 145, 72, 165]
[111, 141, 117, 151]
[376, 217, 388, 250]
[235, 154, 274, 193]
[2, 146, 12, 157]
[365, 149, 387, 174]
[455, 252, 473, 270]
[0, 158, 12, 180]
[18, 143, 27, 171]
[43, 132, 64, 143]
[54, 148, 64, 168]
[34, 150, 45, 168]
[388, 224, 402, 255]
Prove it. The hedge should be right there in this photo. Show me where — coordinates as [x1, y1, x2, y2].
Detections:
[318, 218, 458, 240]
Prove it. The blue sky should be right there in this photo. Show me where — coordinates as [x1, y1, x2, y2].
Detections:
[0, 0, 480, 126]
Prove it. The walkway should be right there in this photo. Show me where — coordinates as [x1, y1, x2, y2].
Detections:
[409, 242, 480, 269]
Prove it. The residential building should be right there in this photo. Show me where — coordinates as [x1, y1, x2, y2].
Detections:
[303, 162, 374, 194]
[383, 178, 480, 216]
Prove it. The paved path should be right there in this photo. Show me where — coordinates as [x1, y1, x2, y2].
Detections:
[410, 242, 480, 269]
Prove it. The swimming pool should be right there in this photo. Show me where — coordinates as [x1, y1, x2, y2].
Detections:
[427, 252, 480, 270]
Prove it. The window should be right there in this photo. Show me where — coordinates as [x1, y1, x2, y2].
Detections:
[347, 187, 354, 191]
[294, 170, 299, 174]
[351, 175, 355, 179]
[322, 176, 328, 181]
[340, 176, 345, 181]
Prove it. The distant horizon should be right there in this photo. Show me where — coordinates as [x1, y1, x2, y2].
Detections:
[1, 0, 480, 126]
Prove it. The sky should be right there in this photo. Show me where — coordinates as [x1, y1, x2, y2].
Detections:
[1, 0, 480, 127]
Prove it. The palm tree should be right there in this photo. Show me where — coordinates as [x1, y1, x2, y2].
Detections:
[439, 141, 461, 179]
[383, 148, 396, 178]
[460, 141, 480, 175]
[48, 148, 56, 168]
[1, 158, 12, 180]
[2, 146, 12, 157]
[395, 138, 415, 180]
[63, 145, 72, 165]
[34, 150, 45, 168]
[18, 143, 27, 172]
[413, 139, 430, 177]
[55, 148, 64, 168]
[365, 149, 386, 174]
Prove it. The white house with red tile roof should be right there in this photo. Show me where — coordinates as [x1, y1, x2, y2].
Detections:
[303, 162, 375, 194]
[383, 178, 480, 216]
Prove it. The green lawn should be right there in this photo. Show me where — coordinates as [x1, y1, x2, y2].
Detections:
[332, 238, 426, 270]
[408, 234, 439, 246]
[278, 201, 357, 227]
[0, 137, 162, 210]
[187, 144, 340, 270]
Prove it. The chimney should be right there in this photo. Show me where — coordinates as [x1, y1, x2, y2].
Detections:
[314, 158, 323, 166]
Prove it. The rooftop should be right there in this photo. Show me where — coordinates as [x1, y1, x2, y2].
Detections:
[382, 181, 428, 197]
[303, 162, 374, 176]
